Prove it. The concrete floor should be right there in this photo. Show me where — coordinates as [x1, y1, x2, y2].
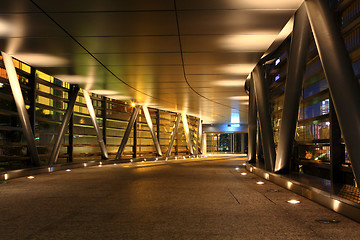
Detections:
[0, 156, 360, 240]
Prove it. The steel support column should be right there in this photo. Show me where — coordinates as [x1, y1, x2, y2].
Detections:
[256, 120, 263, 162]
[115, 105, 140, 161]
[2, 52, 40, 167]
[253, 65, 276, 171]
[49, 84, 79, 166]
[305, 0, 360, 188]
[29, 67, 36, 134]
[102, 97, 107, 145]
[330, 98, 345, 192]
[182, 114, 194, 155]
[133, 119, 137, 159]
[198, 120, 203, 154]
[142, 105, 162, 156]
[166, 113, 181, 157]
[248, 75, 257, 163]
[275, 3, 310, 172]
[83, 90, 108, 159]
[67, 112, 74, 163]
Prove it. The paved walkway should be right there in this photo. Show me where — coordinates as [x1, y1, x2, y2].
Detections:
[0, 156, 359, 239]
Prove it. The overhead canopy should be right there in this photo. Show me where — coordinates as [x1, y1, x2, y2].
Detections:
[0, 0, 303, 124]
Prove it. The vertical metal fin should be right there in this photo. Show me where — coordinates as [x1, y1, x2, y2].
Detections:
[182, 114, 194, 155]
[115, 105, 140, 160]
[275, 3, 310, 172]
[166, 113, 181, 157]
[142, 105, 162, 156]
[48, 84, 79, 166]
[253, 65, 276, 171]
[83, 90, 108, 159]
[248, 75, 257, 163]
[1, 52, 41, 166]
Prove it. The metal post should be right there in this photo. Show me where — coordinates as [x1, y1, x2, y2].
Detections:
[182, 114, 194, 155]
[305, 0, 360, 188]
[253, 65, 276, 171]
[256, 120, 263, 162]
[166, 113, 181, 157]
[248, 75, 257, 162]
[198, 120, 203, 154]
[133, 119, 137, 159]
[48, 84, 79, 166]
[83, 90, 108, 159]
[275, 3, 310, 172]
[29, 67, 36, 134]
[156, 109, 160, 143]
[115, 105, 140, 161]
[67, 112, 74, 163]
[330, 97, 345, 192]
[241, 133, 245, 153]
[142, 105, 162, 156]
[1, 52, 41, 167]
[102, 97, 107, 145]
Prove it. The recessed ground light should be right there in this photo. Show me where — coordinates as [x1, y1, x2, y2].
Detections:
[4, 174, 8, 180]
[98, 165, 102, 167]
[241, 173, 247, 176]
[27, 176, 35, 179]
[315, 219, 340, 224]
[83, 163, 87, 167]
[242, 163, 246, 166]
[235, 167, 240, 171]
[155, 158, 158, 161]
[113, 163, 117, 166]
[287, 199, 300, 204]
[256, 181, 265, 185]
[130, 159, 133, 163]
[65, 169, 71, 172]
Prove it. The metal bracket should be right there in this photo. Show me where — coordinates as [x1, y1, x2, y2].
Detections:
[115, 105, 140, 160]
[166, 113, 181, 157]
[142, 105, 162, 156]
[1, 52, 41, 166]
[83, 90, 108, 159]
[48, 84, 79, 166]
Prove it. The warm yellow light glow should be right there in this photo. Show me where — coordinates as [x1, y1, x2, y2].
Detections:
[90, 90, 119, 96]
[287, 199, 301, 204]
[165, 158, 168, 161]
[241, 172, 247, 176]
[287, 181, 293, 189]
[113, 163, 117, 166]
[130, 159, 133, 163]
[12, 53, 68, 67]
[235, 167, 240, 171]
[4, 174, 8, 180]
[265, 173, 270, 180]
[256, 181, 265, 185]
[131, 102, 136, 107]
[220, 35, 278, 51]
[242, 163, 246, 166]
[110, 95, 132, 100]
[228, 96, 249, 100]
[98, 165, 102, 167]
[155, 158, 158, 161]
[27, 176, 35, 179]
[66, 169, 71, 172]
[219, 64, 256, 75]
[55, 75, 92, 84]
[175, 157, 177, 160]
[84, 163, 87, 167]
[228, 0, 303, 9]
[249, 167, 253, 172]
[333, 199, 341, 211]
[213, 80, 246, 87]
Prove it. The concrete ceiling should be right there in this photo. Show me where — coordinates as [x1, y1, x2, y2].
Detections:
[0, 0, 303, 124]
